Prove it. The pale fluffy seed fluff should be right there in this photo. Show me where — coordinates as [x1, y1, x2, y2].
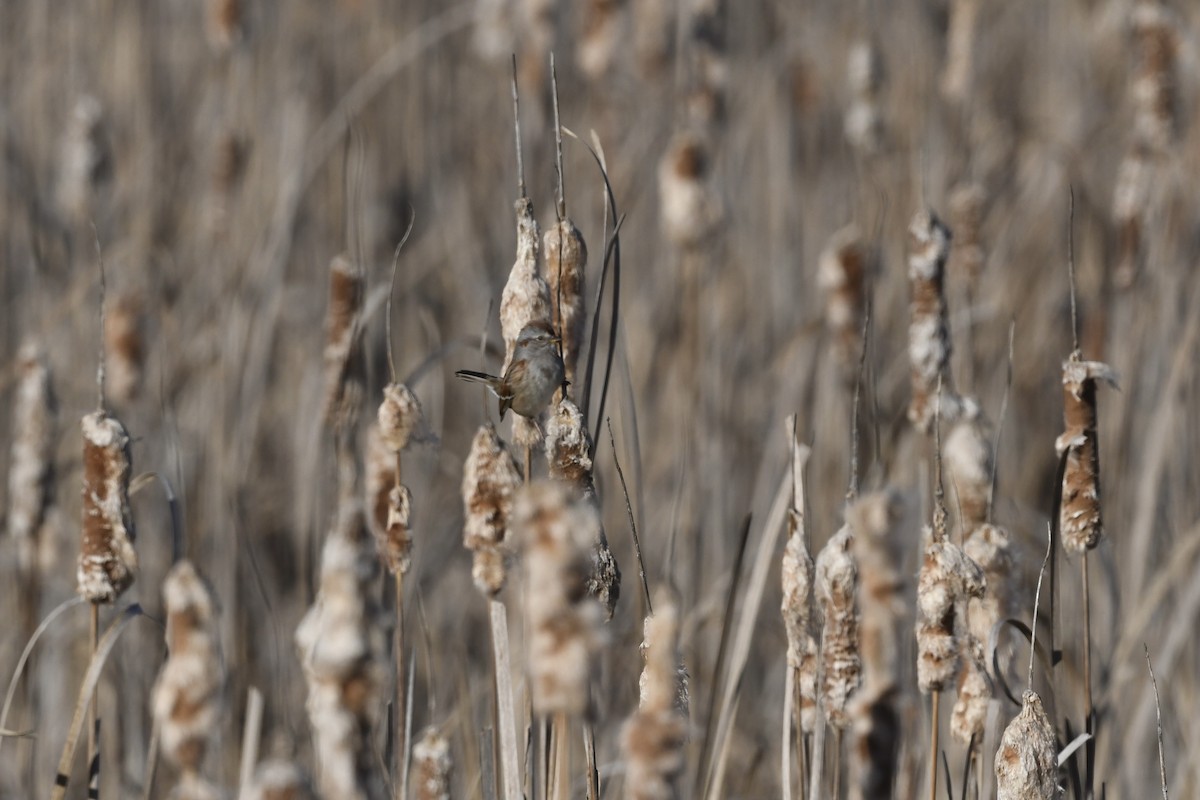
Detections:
[815, 524, 862, 729]
[1055, 356, 1116, 553]
[78, 410, 138, 603]
[153, 560, 223, 774]
[544, 218, 588, 386]
[364, 425, 411, 576]
[963, 522, 1016, 649]
[907, 209, 954, 434]
[780, 509, 819, 734]
[915, 529, 985, 692]
[995, 690, 1061, 799]
[411, 727, 452, 800]
[500, 196, 552, 375]
[462, 424, 522, 597]
[7, 342, 56, 576]
[377, 382, 422, 453]
[950, 638, 991, 745]
[245, 760, 314, 800]
[294, 504, 384, 800]
[944, 398, 993, 536]
[624, 590, 687, 800]
[516, 480, 604, 717]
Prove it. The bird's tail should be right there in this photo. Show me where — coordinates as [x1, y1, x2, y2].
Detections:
[455, 370, 501, 392]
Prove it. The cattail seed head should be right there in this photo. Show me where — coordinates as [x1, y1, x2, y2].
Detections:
[816, 524, 862, 728]
[845, 40, 884, 155]
[411, 727, 451, 800]
[659, 132, 723, 251]
[78, 410, 137, 603]
[365, 425, 411, 575]
[848, 685, 901, 800]
[907, 210, 955, 433]
[945, 399, 993, 537]
[462, 424, 522, 596]
[963, 522, 1015, 647]
[950, 637, 991, 745]
[995, 690, 1060, 799]
[57, 95, 110, 224]
[1055, 356, 1116, 553]
[632, 0, 673, 76]
[323, 254, 365, 432]
[7, 342, 56, 576]
[915, 530, 985, 692]
[544, 219, 588, 386]
[1131, 0, 1177, 153]
[152, 560, 223, 774]
[207, 0, 243, 50]
[377, 382, 422, 453]
[246, 760, 315, 800]
[169, 774, 224, 800]
[781, 510, 819, 733]
[500, 197, 552, 374]
[517, 480, 604, 717]
[624, 589, 687, 800]
[104, 293, 144, 405]
[948, 182, 986, 280]
[817, 225, 868, 382]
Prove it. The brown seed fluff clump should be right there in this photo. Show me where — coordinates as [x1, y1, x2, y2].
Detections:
[7, 343, 56, 576]
[207, 0, 242, 50]
[963, 522, 1016, 647]
[781, 508, 818, 733]
[995, 690, 1060, 799]
[623, 590, 688, 800]
[817, 224, 868, 382]
[104, 293, 144, 405]
[658, 131, 723, 252]
[815, 524, 862, 729]
[462, 424, 523, 597]
[944, 398, 993, 537]
[322, 253, 365, 432]
[78, 410, 137, 603]
[1055, 355, 1116, 553]
[915, 525, 985, 692]
[545, 398, 620, 619]
[294, 502, 384, 800]
[516, 480, 604, 717]
[950, 638, 991, 745]
[907, 209, 956, 433]
[544, 218, 588, 386]
[246, 760, 315, 800]
[152, 560, 223, 774]
[411, 727, 452, 800]
[500, 197, 552, 374]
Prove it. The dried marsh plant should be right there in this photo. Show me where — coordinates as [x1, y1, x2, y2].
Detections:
[544, 218, 587, 387]
[57, 94, 109, 225]
[847, 489, 906, 690]
[366, 383, 422, 575]
[907, 210, 957, 433]
[945, 399, 993, 537]
[963, 522, 1016, 650]
[245, 760, 315, 800]
[1130, 0, 1178, 154]
[411, 727, 452, 800]
[659, 132, 723, 252]
[950, 639, 990, 745]
[845, 39, 884, 157]
[781, 507, 818, 733]
[817, 224, 868, 383]
[77, 410, 137, 604]
[995, 690, 1060, 799]
[7, 342, 56, 577]
[578, 0, 622, 81]
[104, 292, 144, 405]
[915, 523, 985, 693]
[815, 524, 861, 729]
[948, 182, 986, 282]
[462, 424, 522, 597]
[1055, 356, 1116, 553]
[322, 253, 365, 432]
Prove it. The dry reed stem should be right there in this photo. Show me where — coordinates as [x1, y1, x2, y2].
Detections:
[994, 690, 1059, 799]
[545, 398, 620, 619]
[945, 399, 992, 536]
[411, 727, 451, 800]
[623, 590, 687, 800]
[77, 410, 137, 603]
[463, 424, 523, 596]
[294, 500, 384, 800]
[7, 342, 56, 577]
[659, 132, 723, 252]
[517, 480, 604, 718]
[104, 293, 143, 405]
[545, 219, 588, 387]
[817, 225, 868, 383]
[245, 760, 315, 800]
[152, 560, 223, 776]
[907, 210, 957, 433]
[845, 40, 884, 156]
[916, 526, 985, 693]
[1055, 355, 1116, 553]
[323, 253, 366, 432]
[816, 524, 862, 729]
[781, 509, 819, 734]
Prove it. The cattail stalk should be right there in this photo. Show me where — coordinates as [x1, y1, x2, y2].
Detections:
[245, 760, 315, 800]
[780, 420, 815, 797]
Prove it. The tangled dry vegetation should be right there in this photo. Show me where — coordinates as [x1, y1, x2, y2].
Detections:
[1, 0, 1199, 798]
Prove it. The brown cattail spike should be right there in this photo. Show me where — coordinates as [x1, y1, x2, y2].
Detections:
[846, 489, 906, 690]
[152, 560, 223, 775]
[781, 507, 818, 733]
[377, 382, 422, 453]
[907, 210, 956, 433]
[323, 254, 366, 432]
[78, 410, 137, 603]
[462, 424, 522, 597]
[815, 524, 862, 728]
[995, 690, 1060, 799]
[544, 218, 587, 387]
[818, 224, 868, 383]
[1056, 355, 1116, 553]
[411, 727, 451, 800]
[915, 528, 985, 692]
[8, 343, 56, 577]
[948, 183, 986, 281]
[945, 398, 993, 537]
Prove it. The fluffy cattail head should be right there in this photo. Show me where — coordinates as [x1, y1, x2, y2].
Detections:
[948, 182, 986, 280]
[323, 254, 366, 432]
[964, 522, 1015, 645]
[516, 480, 603, 717]
[377, 382, 422, 453]
[500, 197, 552, 374]
[462, 424, 522, 596]
[950, 638, 991, 745]
[8, 342, 56, 576]
[845, 39, 884, 155]
[632, 0, 674, 75]
[365, 426, 412, 575]
[847, 489, 907, 690]
[78, 410, 137, 603]
[817, 224, 868, 381]
[1131, 0, 1177, 152]
[945, 398, 993, 536]
[907, 209, 954, 433]
[1055, 356, 1116, 552]
[152, 561, 223, 774]
[411, 727, 451, 800]
[544, 219, 588, 386]
[915, 531, 985, 692]
[624, 589, 688, 800]
[246, 760, 315, 800]
[659, 132, 723, 251]
[781, 510, 819, 733]
[104, 292, 144, 405]
[816, 524, 862, 728]
[995, 690, 1060, 799]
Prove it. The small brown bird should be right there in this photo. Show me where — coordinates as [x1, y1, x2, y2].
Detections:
[456, 321, 565, 419]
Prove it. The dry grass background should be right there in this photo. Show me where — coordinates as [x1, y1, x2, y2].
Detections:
[1, 0, 1199, 797]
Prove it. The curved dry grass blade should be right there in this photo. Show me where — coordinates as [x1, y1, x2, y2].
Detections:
[1144, 646, 1169, 800]
[51, 604, 146, 800]
[987, 618, 1058, 707]
[606, 417, 650, 613]
[0, 596, 87, 757]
